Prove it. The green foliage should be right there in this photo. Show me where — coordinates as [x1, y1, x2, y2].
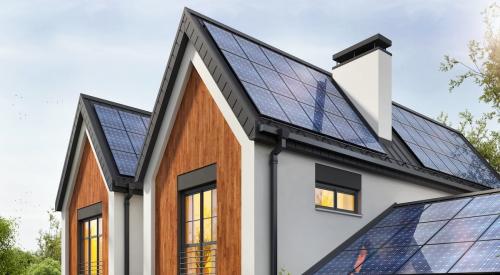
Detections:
[0, 217, 36, 274]
[0, 212, 62, 275]
[439, 3, 500, 172]
[279, 267, 292, 275]
[440, 3, 500, 110]
[26, 258, 60, 275]
[35, 211, 61, 263]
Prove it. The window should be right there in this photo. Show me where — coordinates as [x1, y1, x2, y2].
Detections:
[315, 183, 357, 212]
[79, 216, 103, 275]
[315, 164, 361, 214]
[181, 186, 217, 274]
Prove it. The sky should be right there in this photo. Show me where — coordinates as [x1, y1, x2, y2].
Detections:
[0, 0, 497, 250]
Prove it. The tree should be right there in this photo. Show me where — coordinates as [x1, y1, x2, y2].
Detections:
[26, 258, 61, 275]
[0, 217, 36, 274]
[36, 211, 61, 263]
[439, 3, 500, 171]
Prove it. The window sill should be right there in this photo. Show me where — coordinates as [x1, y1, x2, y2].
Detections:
[315, 206, 362, 218]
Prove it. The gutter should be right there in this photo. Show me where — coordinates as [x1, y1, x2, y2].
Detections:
[270, 129, 288, 275]
[124, 190, 133, 275]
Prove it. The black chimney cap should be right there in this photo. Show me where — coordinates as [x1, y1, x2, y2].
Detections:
[333, 34, 392, 64]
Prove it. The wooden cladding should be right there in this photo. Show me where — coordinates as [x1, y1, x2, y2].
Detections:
[69, 140, 108, 275]
[155, 69, 242, 274]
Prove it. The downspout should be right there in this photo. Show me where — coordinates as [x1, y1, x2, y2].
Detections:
[270, 129, 288, 275]
[124, 189, 133, 275]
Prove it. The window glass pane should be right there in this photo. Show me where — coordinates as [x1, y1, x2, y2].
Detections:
[83, 221, 89, 238]
[204, 218, 212, 242]
[315, 187, 334, 208]
[185, 195, 192, 222]
[212, 189, 217, 217]
[212, 217, 217, 242]
[98, 218, 102, 236]
[193, 220, 201, 244]
[337, 192, 355, 211]
[90, 219, 97, 237]
[83, 238, 89, 270]
[185, 221, 193, 244]
[98, 236, 102, 269]
[193, 193, 201, 220]
[204, 190, 212, 218]
[91, 237, 98, 274]
[204, 244, 217, 273]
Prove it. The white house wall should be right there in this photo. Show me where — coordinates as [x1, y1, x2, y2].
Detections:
[254, 143, 453, 274]
[129, 195, 143, 275]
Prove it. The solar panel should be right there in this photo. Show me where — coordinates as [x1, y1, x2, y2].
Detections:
[392, 104, 500, 188]
[94, 103, 150, 176]
[397, 242, 472, 274]
[450, 240, 500, 273]
[203, 21, 385, 153]
[354, 246, 420, 274]
[311, 192, 500, 274]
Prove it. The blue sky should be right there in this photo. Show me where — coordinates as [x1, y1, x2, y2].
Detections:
[0, 0, 496, 250]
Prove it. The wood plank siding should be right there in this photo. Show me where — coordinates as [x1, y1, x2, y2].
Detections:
[155, 69, 242, 274]
[68, 139, 109, 275]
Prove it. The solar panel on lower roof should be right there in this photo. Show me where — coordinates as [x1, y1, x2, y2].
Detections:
[203, 21, 385, 153]
[94, 103, 150, 176]
[310, 191, 500, 274]
[392, 104, 500, 188]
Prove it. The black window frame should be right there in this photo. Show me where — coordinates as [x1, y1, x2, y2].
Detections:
[178, 164, 218, 275]
[315, 182, 359, 213]
[179, 183, 217, 275]
[77, 203, 103, 275]
[315, 164, 362, 214]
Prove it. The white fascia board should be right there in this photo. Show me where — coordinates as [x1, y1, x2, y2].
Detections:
[61, 123, 87, 275]
[142, 41, 256, 275]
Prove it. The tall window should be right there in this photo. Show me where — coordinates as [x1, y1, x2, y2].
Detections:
[181, 186, 217, 274]
[79, 216, 103, 275]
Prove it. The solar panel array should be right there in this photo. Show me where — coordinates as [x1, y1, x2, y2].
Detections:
[313, 192, 500, 274]
[202, 21, 385, 153]
[392, 105, 499, 188]
[93, 103, 150, 176]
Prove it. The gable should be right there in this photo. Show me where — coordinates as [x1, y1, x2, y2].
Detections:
[55, 94, 149, 211]
[68, 138, 109, 275]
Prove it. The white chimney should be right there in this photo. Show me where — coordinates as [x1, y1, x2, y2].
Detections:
[332, 34, 392, 141]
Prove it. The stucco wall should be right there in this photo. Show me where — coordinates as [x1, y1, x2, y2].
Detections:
[253, 143, 453, 274]
[129, 195, 143, 275]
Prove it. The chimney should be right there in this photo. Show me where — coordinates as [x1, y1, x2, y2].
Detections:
[332, 34, 392, 141]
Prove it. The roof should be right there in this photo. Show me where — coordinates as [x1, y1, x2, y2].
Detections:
[135, 8, 498, 192]
[54, 94, 150, 211]
[305, 188, 500, 274]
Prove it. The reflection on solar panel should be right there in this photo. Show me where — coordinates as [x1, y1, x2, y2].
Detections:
[312, 192, 500, 274]
[392, 104, 499, 188]
[94, 104, 150, 176]
[202, 21, 385, 153]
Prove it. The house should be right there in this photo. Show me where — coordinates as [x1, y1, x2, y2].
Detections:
[54, 8, 500, 275]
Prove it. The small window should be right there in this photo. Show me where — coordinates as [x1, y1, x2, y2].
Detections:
[315, 183, 358, 213]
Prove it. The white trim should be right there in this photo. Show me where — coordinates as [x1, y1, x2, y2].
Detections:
[191, 52, 256, 275]
[142, 42, 256, 275]
[142, 43, 195, 275]
[61, 124, 87, 275]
